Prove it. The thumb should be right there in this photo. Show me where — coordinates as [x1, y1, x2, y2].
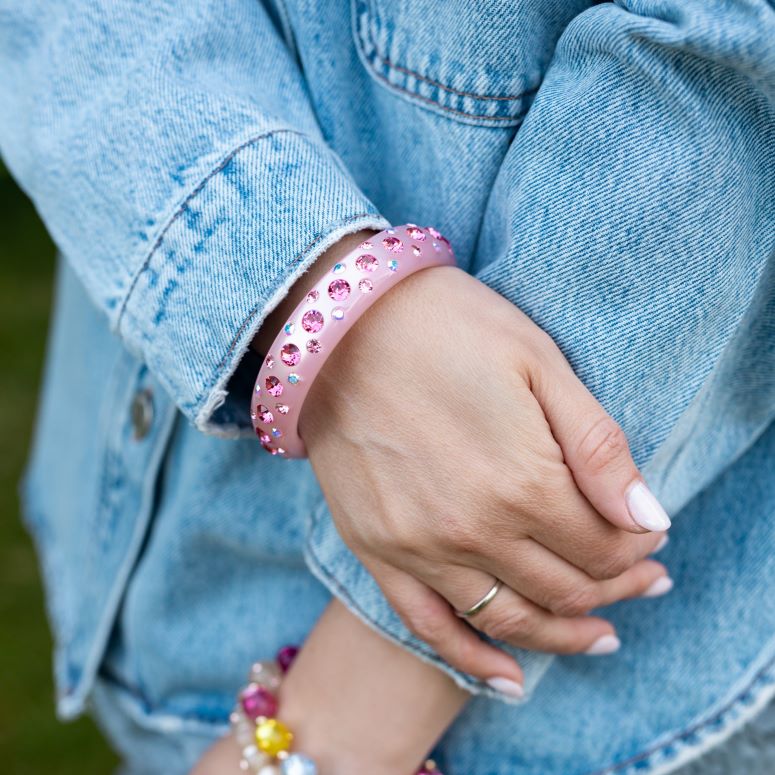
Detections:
[530, 348, 671, 534]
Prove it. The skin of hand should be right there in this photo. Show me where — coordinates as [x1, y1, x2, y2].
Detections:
[255, 231, 671, 694]
[191, 599, 467, 775]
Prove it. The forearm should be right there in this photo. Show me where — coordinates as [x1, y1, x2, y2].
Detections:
[192, 599, 468, 775]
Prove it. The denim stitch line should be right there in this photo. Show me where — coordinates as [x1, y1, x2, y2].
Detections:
[589, 650, 775, 774]
[116, 129, 306, 329]
[355, 0, 539, 103]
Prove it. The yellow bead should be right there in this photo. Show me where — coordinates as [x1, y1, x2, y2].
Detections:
[255, 718, 293, 757]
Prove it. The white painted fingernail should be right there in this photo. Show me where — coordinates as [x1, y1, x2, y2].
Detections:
[642, 576, 674, 598]
[585, 634, 621, 655]
[626, 481, 672, 532]
[654, 534, 669, 554]
[486, 677, 524, 699]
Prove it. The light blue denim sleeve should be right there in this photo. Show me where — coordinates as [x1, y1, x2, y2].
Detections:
[0, 0, 388, 433]
[306, 0, 775, 701]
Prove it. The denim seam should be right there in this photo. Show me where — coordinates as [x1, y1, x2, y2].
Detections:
[115, 128, 306, 331]
[590, 649, 775, 774]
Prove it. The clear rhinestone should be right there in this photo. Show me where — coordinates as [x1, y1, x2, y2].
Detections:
[301, 309, 324, 333]
[265, 376, 283, 397]
[412, 244, 422, 256]
[328, 278, 351, 301]
[382, 236, 403, 252]
[355, 254, 378, 272]
[306, 339, 321, 354]
[280, 343, 301, 366]
[358, 279, 373, 293]
[332, 307, 345, 320]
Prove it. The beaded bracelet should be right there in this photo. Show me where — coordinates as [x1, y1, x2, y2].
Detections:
[230, 645, 444, 774]
[251, 224, 456, 457]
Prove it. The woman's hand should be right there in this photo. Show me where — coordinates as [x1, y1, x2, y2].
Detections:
[299, 263, 671, 692]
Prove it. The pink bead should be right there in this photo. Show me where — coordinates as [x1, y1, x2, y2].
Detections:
[276, 645, 299, 673]
[265, 376, 283, 397]
[280, 343, 301, 366]
[406, 225, 426, 241]
[328, 278, 351, 301]
[240, 683, 278, 720]
[355, 253, 378, 272]
[382, 236, 403, 252]
[302, 309, 324, 333]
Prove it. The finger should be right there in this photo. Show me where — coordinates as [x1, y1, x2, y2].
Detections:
[374, 564, 526, 697]
[523, 481, 667, 579]
[530, 345, 671, 533]
[470, 538, 671, 616]
[439, 566, 620, 656]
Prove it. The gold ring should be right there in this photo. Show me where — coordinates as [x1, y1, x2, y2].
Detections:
[455, 579, 503, 619]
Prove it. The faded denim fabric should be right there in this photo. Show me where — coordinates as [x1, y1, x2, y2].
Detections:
[1, 1, 774, 773]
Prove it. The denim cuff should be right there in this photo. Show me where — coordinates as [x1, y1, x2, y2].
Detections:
[118, 129, 388, 436]
[304, 498, 556, 702]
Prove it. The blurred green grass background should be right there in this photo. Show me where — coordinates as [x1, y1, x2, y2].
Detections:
[0, 162, 118, 772]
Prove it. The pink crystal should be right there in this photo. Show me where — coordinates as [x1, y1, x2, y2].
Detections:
[265, 376, 283, 397]
[427, 227, 442, 240]
[240, 684, 278, 720]
[306, 339, 321, 354]
[359, 240, 373, 250]
[382, 236, 403, 252]
[275, 403, 289, 414]
[265, 355, 274, 368]
[412, 245, 422, 257]
[256, 430, 271, 444]
[305, 289, 319, 303]
[355, 254, 378, 272]
[276, 645, 299, 673]
[261, 441, 281, 455]
[280, 343, 301, 366]
[328, 278, 351, 301]
[406, 225, 426, 241]
[256, 405, 273, 424]
[358, 279, 373, 293]
[301, 309, 324, 333]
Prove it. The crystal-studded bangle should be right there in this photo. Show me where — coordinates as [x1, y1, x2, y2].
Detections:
[251, 224, 456, 457]
[231, 645, 444, 775]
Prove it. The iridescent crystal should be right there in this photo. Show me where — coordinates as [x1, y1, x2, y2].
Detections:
[331, 307, 345, 320]
[275, 403, 289, 414]
[406, 225, 426, 241]
[301, 309, 324, 333]
[332, 262, 346, 273]
[241, 744, 271, 771]
[280, 754, 318, 775]
[306, 338, 321, 354]
[355, 253, 378, 272]
[280, 343, 301, 366]
[358, 279, 373, 293]
[283, 322, 294, 335]
[388, 259, 399, 271]
[305, 289, 319, 303]
[382, 236, 403, 252]
[271, 428, 282, 438]
[265, 376, 283, 397]
[287, 373, 301, 384]
[256, 405, 273, 424]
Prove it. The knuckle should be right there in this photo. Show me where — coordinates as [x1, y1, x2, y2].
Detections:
[588, 548, 632, 580]
[481, 605, 537, 643]
[577, 416, 629, 474]
[400, 604, 447, 647]
[552, 585, 598, 617]
[436, 513, 482, 555]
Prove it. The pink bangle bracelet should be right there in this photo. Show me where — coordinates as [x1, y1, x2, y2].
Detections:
[251, 224, 456, 457]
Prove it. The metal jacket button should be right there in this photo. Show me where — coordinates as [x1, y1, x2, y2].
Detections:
[130, 388, 154, 440]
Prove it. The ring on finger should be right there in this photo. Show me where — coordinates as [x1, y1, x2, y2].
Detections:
[455, 579, 503, 619]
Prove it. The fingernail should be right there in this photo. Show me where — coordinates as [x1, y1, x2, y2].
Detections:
[626, 481, 672, 532]
[486, 677, 525, 699]
[585, 634, 621, 655]
[642, 576, 674, 598]
[654, 534, 669, 554]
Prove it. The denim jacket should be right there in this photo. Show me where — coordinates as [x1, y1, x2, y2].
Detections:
[1, 1, 774, 773]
